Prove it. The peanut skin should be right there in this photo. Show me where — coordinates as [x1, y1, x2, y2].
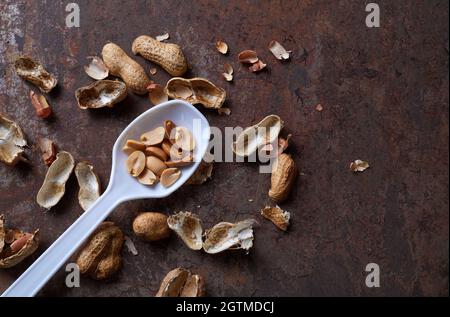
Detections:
[268, 153, 297, 202]
[132, 35, 188, 77]
[102, 42, 151, 95]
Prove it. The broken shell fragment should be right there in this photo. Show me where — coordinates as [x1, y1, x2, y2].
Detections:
[36, 151, 75, 209]
[14, 56, 57, 93]
[147, 83, 168, 106]
[160, 167, 181, 187]
[261, 205, 290, 231]
[185, 160, 213, 185]
[0, 114, 27, 148]
[132, 212, 170, 241]
[140, 126, 165, 146]
[203, 219, 257, 254]
[124, 236, 138, 256]
[38, 137, 57, 166]
[167, 211, 203, 250]
[259, 133, 292, 158]
[75, 162, 101, 211]
[29, 91, 52, 119]
[218, 107, 231, 115]
[249, 60, 267, 72]
[215, 40, 228, 54]
[126, 151, 146, 177]
[0, 215, 39, 269]
[232, 115, 283, 157]
[0, 114, 27, 166]
[156, 267, 190, 297]
[268, 40, 291, 60]
[0, 139, 26, 166]
[84, 56, 109, 80]
[238, 50, 259, 64]
[180, 274, 205, 297]
[350, 160, 370, 172]
[165, 77, 226, 110]
[76, 222, 124, 280]
[222, 63, 233, 82]
[75, 80, 127, 109]
[155, 32, 170, 41]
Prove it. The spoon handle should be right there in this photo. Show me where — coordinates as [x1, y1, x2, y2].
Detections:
[1, 186, 122, 297]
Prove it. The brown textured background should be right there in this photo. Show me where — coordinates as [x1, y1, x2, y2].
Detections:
[0, 0, 448, 296]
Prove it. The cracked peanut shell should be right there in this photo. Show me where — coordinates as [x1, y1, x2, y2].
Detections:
[203, 219, 257, 254]
[14, 56, 57, 93]
[75, 162, 101, 211]
[0, 214, 39, 269]
[75, 80, 127, 109]
[165, 77, 226, 110]
[0, 113, 27, 166]
[36, 151, 75, 209]
[167, 211, 203, 250]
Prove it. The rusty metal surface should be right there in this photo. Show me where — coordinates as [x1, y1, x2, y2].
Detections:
[0, 0, 448, 296]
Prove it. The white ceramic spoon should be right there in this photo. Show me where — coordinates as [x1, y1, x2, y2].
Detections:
[2, 100, 210, 297]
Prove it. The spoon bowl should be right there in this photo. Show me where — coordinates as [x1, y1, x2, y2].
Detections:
[2, 100, 210, 297]
[111, 100, 210, 200]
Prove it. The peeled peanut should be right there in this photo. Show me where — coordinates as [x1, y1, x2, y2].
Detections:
[144, 146, 168, 161]
[123, 140, 146, 155]
[126, 151, 146, 177]
[132, 35, 188, 76]
[146, 156, 167, 176]
[164, 120, 176, 139]
[102, 42, 151, 95]
[161, 140, 173, 156]
[160, 168, 181, 187]
[172, 126, 195, 151]
[165, 154, 193, 167]
[132, 212, 170, 241]
[140, 126, 165, 146]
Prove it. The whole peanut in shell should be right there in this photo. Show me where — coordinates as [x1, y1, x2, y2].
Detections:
[76, 222, 124, 280]
[268, 153, 297, 202]
[132, 212, 171, 241]
[132, 35, 188, 77]
[102, 42, 151, 95]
